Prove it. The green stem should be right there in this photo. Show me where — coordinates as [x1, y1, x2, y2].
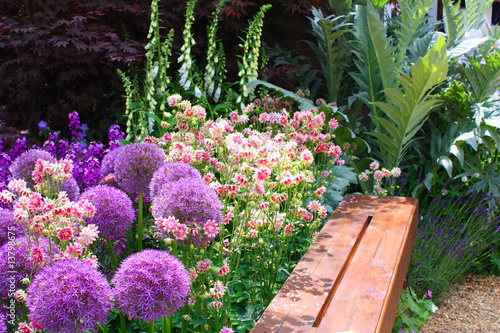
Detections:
[138, 192, 144, 252]
[119, 312, 127, 333]
[181, 248, 189, 333]
[162, 317, 171, 333]
[149, 321, 155, 333]
[107, 236, 118, 270]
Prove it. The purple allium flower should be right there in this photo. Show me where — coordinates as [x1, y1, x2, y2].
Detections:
[100, 145, 125, 179]
[114, 143, 166, 196]
[0, 208, 23, 247]
[80, 185, 135, 239]
[0, 236, 53, 295]
[112, 249, 190, 321]
[0, 313, 6, 333]
[9, 149, 56, 187]
[149, 163, 202, 198]
[60, 175, 80, 201]
[27, 259, 113, 333]
[152, 178, 223, 247]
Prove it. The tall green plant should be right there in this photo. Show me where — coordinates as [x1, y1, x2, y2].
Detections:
[306, 7, 353, 103]
[370, 37, 448, 168]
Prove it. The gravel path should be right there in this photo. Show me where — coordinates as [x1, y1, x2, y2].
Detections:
[420, 274, 500, 332]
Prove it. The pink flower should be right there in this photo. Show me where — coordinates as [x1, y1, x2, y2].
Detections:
[427, 290, 433, 298]
[315, 187, 326, 196]
[17, 323, 33, 333]
[204, 220, 220, 237]
[78, 225, 99, 246]
[156, 216, 179, 232]
[220, 327, 234, 333]
[284, 224, 294, 235]
[308, 200, 321, 212]
[210, 301, 222, 309]
[168, 94, 182, 106]
[66, 242, 83, 258]
[30, 247, 45, 266]
[217, 265, 230, 276]
[329, 119, 339, 129]
[197, 259, 212, 273]
[374, 170, 384, 181]
[57, 227, 74, 241]
[359, 172, 368, 181]
[188, 268, 198, 283]
[174, 224, 188, 240]
[391, 167, 402, 178]
[255, 167, 271, 181]
[369, 161, 380, 170]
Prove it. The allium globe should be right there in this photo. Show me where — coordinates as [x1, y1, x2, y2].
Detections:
[114, 143, 166, 195]
[0, 208, 23, 247]
[0, 236, 53, 295]
[0, 313, 6, 333]
[112, 249, 190, 321]
[80, 185, 135, 239]
[151, 178, 223, 247]
[27, 259, 113, 333]
[100, 145, 125, 179]
[60, 175, 80, 201]
[149, 162, 202, 198]
[9, 149, 56, 187]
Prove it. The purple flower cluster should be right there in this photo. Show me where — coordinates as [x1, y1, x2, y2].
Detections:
[108, 124, 124, 150]
[112, 249, 190, 321]
[0, 208, 23, 247]
[0, 236, 53, 295]
[114, 143, 166, 195]
[8, 137, 27, 160]
[80, 185, 135, 239]
[100, 145, 125, 180]
[0, 139, 12, 194]
[149, 162, 202, 197]
[27, 259, 113, 333]
[64, 141, 105, 189]
[152, 178, 223, 247]
[9, 149, 56, 188]
[0, 313, 6, 333]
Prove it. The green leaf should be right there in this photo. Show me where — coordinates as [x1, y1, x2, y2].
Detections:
[447, 37, 494, 59]
[437, 156, 453, 178]
[370, 37, 448, 168]
[441, 0, 465, 46]
[246, 80, 316, 110]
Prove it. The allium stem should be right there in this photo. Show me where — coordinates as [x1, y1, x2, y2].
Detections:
[107, 236, 118, 270]
[119, 313, 127, 333]
[149, 321, 155, 333]
[138, 192, 144, 252]
[162, 317, 171, 333]
[181, 248, 189, 333]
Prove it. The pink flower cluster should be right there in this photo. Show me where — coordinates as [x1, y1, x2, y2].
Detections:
[359, 160, 402, 196]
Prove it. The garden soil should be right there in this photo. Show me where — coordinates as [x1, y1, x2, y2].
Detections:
[420, 274, 500, 333]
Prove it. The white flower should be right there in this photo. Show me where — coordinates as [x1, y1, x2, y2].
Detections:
[461, 176, 468, 182]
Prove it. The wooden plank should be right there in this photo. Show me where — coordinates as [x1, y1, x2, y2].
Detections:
[315, 196, 418, 333]
[251, 194, 380, 333]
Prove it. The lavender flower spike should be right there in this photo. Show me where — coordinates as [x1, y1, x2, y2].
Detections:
[112, 249, 190, 321]
[27, 259, 113, 333]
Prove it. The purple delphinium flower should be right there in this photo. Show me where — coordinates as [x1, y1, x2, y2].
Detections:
[114, 143, 166, 196]
[8, 137, 27, 160]
[149, 162, 202, 198]
[0, 236, 53, 295]
[0, 313, 6, 333]
[112, 249, 190, 321]
[151, 178, 223, 247]
[9, 149, 56, 188]
[27, 259, 113, 333]
[0, 208, 23, 247]
[80, 185, 135, 239]
[108, 124, 124, 150]
[68, 111, 84, 141]
[65, 141, 105, 188]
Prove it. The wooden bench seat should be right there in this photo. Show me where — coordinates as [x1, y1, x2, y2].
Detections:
[251, 194, 419, 333]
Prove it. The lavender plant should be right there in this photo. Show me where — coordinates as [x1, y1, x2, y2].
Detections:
[408, 187, 500, 300]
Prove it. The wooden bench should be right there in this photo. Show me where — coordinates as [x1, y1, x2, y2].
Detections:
[251, 194, 419, 333]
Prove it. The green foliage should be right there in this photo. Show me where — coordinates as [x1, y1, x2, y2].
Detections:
[351, 2, 397, 123]
[321, 165, 358, 214]
[306, 7, 353, 103]
[459, 51, 500, 103]
[396, 0, 437, 64]
[392, 288, 437, 333]
[370, 37, 448, 168]
[441, 0, 465, 46]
